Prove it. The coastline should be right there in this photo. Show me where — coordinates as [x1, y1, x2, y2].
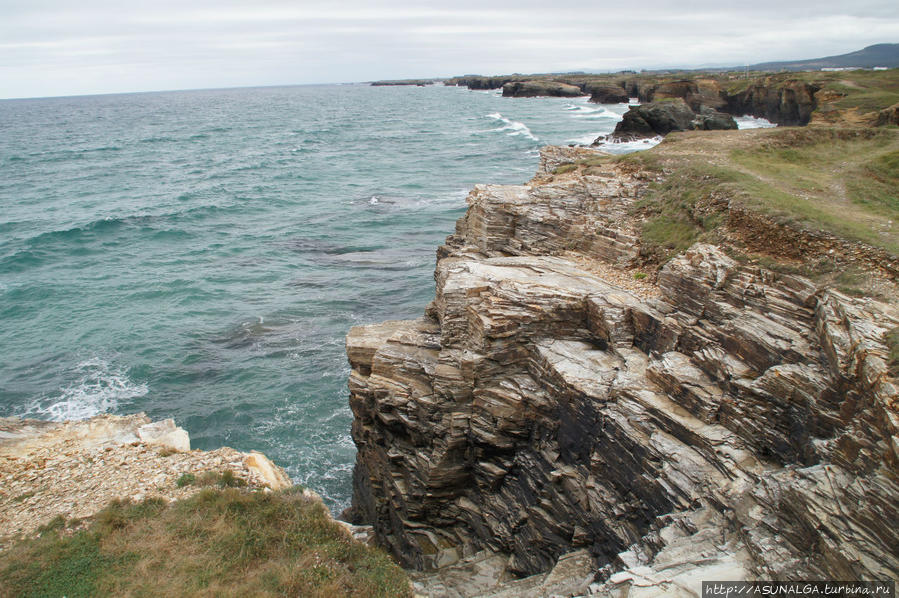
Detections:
[0, 413, 291, 546]
[1, 68, 898, 596]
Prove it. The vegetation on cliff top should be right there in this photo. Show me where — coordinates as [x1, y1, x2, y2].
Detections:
[613, 127, 899, 257]
[0, 488, 411, 598]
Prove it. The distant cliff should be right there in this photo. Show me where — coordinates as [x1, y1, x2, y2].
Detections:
[447, 68, 899, 128]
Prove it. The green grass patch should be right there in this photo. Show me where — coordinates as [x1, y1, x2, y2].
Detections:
[642, 215, 702, 252]
[176, 473, 196, 487]
[0, 489, 411, 598]
[553, 163, 577, 175]
[620, 127, 899, 257]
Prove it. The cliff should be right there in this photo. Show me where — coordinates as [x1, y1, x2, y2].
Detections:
[448, 69, 899, 128]
[344, 135, 899, 596]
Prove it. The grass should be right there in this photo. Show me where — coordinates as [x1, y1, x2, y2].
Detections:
[619, 127, 899, 258]
[0, 488, 411, 598]
[176, 469, 249, 489]
[553, 163, 577, 175]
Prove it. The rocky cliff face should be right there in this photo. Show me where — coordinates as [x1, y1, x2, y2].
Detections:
[345, 147, 898, 592]
[723, 78, 820, 126]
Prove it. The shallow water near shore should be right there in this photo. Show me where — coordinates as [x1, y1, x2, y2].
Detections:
[0, 83, 768, 511]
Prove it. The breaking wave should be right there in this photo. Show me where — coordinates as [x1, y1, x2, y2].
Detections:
[21, 357, 148, 421]
[486, 112, 539, 142]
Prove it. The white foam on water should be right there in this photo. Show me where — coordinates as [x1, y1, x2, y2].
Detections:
[571, 107, 621, 119]
[567, 133, 605, 145]
[592, 136, 664, 154]
[485, 113, 539, 142]
[369, 195, 379, 205]
[22, 357, 148, 421]
[736, 115, 777, 129]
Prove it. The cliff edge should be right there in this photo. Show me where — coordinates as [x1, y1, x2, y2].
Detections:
[344, 135, 899, 596]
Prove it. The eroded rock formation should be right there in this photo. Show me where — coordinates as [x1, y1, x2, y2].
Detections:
[724, 79, 820, 126]
[345, 147, 899, 595]
[609, 99, 737, 140]
[587, 84, 630, 104]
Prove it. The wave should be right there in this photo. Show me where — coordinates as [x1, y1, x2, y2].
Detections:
[592, 135, 664, 154]
[485, 113, 539, 142]
[735, 115, 777, 129]
[20, 357, 148, 421]
[567, 133, 604, 145]
[138, 135, 178, 144]
[0, 203, 244, 271]
[566, 106, 622, 120]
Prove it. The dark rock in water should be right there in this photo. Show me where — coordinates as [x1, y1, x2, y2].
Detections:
[692, 106, 738, 130]
[612, 99, 696, 139]
[502, 81, 584, 98]
[587, 84, 630, 104]
[612, 99, 738, 139]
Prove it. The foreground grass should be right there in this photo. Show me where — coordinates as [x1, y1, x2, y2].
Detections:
[613, 127, 899, 258]
[0, 488, 411, 598]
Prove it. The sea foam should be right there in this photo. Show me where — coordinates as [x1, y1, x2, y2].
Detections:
[22, 357, 148, 421]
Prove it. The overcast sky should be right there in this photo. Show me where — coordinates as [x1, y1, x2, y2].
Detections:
[1, 0, 898, 98]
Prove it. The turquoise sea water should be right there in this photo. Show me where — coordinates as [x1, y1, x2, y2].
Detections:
[0, 83, 712, 510]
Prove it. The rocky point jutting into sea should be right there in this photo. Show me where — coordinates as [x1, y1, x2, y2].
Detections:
[343, 125, 899, 594]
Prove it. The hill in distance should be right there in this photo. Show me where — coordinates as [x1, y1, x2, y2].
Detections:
[747, 43, 899, 71]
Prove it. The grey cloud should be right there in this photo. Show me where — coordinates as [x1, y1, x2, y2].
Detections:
[0, 0, 897, 97]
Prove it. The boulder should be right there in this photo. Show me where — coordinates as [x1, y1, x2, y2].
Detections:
[611, 99, 696, 139]
[692, 106, 738, 130]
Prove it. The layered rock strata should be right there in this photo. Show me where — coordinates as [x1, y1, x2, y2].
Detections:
[345, 146, 899, 592]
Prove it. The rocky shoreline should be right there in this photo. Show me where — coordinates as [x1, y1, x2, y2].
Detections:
[0, 413, 292, 547]
[343, 143, 899, 596]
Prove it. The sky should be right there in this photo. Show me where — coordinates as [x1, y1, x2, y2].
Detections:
[1, 0, 898, 98]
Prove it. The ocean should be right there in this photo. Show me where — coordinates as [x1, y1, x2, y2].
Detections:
[0, 83, 770, 510]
